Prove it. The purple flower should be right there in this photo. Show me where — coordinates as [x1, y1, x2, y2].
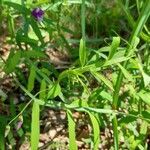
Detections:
[31, 8, 44, 21]
[16, 120, 23, 130]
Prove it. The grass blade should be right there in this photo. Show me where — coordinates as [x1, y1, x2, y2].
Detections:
[23, 50, 47, 59]
[4, 1, 30, 14]
[67, 109, 78, 150]
[29, 18, 44, 46]
[117, 63, 133, 82]
[31, 101, 40, 150]
[27, 65, 36, 92]
[138, 90, 150, 106]
[47, 82, 61, 99]
[108, 37, 120, 60]
[112, 116, 119, 150]
[39, 79, 46, 100]
[79, 38, 87, 67]
[91, 71, 114, 91]
[88, 112, 100, 150]
[0, 117, 7, 150]
[4, 50, 21, 74]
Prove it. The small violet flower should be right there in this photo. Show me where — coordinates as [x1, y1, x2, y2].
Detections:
[31, 8, 44, 21]
[16, 120, 23, 131]
[16, 116, 23, 131]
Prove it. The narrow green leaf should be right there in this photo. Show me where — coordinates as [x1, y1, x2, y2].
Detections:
[142, 73, 150, 87]
[89, 88, 112, 104]
[91, 71, 114, 91]
[10, 96, 16, 118]
[142, 110, 150, 120]
[8, 13, 15, 38]
[27, 61, 52, 84]
[117, 63, 133, 82]
[29, 18, 44, 46]
[108, 37, 120, 60]
[104, 56, 130, 66]
[47, 82, 61, 99]
[18, 36, 38, 45]
[0, 118, 6, 150]
[138, 144, 145, 150]
[113, 49, 126, 58]
[31, 101, 40, 150]
[138, 90, 150, 105]
[140, 121, 148, 135]
[88, 112, 100, 150]
[4, 1, 30, 14]
[137, 58, 150, 87]
[27, 66, 36, 92]
[99, 90, 113, 102]
[75, 107, 113, 114]
[67, 110, 78, 150]
[79, 38, 86, 67]
[98, 46, 111, 52]
[119, 116, 136, 124]
[4, 50, 21, 73]
[89, 50, 107, 63]
[131, 36, 140, 49]
[70, 98, 88, 107]
[127, 36, 140, 56]
[39, 79, 46, 100]
[23, 50, 47, 58]
[15, 28, 24, 49]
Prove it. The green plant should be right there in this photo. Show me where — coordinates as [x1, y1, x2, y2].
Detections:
[0, 0, 150, 149]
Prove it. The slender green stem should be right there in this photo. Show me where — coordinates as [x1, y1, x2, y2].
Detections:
[8, 99, 32, 125]
[112, 117, 119, 150]
[81, 0, 86, 39]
